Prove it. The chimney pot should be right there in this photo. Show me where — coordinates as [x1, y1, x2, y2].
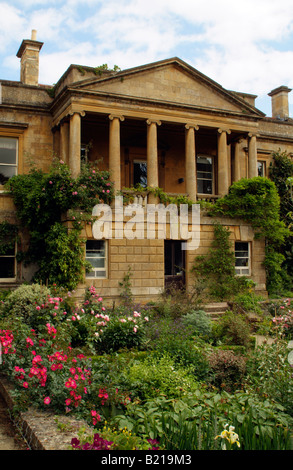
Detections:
[16, 31, 43, 86]
[268, 86, 292, 119]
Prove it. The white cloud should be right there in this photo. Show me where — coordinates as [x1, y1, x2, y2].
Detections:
[2, 0, 293, 113]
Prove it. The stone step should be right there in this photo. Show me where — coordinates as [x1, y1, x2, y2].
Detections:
[203, 302, 230, 320]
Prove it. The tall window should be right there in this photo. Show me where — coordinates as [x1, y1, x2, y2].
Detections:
[235, 242, 250, 276]
[0, 244, 16, 280]
[0, 137, 18, 185]
[133, 161, 147, 187]
[257, 161, 266, 177]
[86, 240, 107, 278]
[196, 155, 213, 194]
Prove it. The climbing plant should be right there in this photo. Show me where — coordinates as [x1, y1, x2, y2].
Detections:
[209, 175, 291, 295]
[191, 223, 252, 301]
[5, 159, 114, 290]
[268, 150, 293, 292]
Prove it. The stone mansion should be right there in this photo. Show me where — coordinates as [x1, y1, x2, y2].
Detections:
[0, 31, 292, 302]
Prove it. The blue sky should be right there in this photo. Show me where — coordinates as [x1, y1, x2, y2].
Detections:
[1, 0, 293, 116]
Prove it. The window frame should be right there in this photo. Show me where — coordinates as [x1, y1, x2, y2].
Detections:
[85, 239, 107, 279]
[0, 126, 26, 189]
[257, 160, 266, 177]
[0, 136, 18, 187]
[133, 160, 147, 188]
[235, 241, 251, 276]
[0, 242, 17, 281]
[196, 154, 214, 195]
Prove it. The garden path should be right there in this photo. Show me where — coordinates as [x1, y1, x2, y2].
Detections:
[0, 392, 28, 450]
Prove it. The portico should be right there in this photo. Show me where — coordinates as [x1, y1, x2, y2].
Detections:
[54, 107, 259, 202]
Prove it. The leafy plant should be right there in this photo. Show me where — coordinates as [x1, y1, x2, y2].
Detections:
[181, 309, 212, 338]
[5, 159, 114, 290]
[207, 349, 247, 392]
[211, 310, 252, 348]
[191, 223, 249, 300]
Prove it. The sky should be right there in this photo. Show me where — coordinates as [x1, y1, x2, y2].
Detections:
[1, 0, 293, 116]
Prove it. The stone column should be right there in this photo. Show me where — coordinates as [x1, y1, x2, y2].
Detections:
[248, 133, 258, 178]
[147, 119, 161, 202]
[109, 114, 124, 193]
[233, 139, 241, 183]
[185, 124, 199, 201]
[59, 121, 69, 165]
[69, 112, 83, 178]
[217, 128, 231, 196]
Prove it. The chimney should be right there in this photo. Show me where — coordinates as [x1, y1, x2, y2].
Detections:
[268, 86, 292, 120]
[16, 30, 43, 86]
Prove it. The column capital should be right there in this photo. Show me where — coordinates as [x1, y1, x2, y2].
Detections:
[248, 132, 259, 138]
[109, 114, 125, 122]
[185, 123, 199, 131]
[69, 110, 86, 118]
[218, 128, 231, 135]
[146, 119, 161, 126]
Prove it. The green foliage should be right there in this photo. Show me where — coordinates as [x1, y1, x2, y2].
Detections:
[207, 348, 247, 392]
[95, 311, 148, 354]
[118, 266, 134, 308]
[181, 309, 212, 338]
[269, 150, 293, 290]
[1, 282, 293, 450]
[1, 283, 51, 322]
[122, 354, 198, 400]
[191, 223, 251, 300]
[146, 316, 211, 381]
[211, 310, 252, 348]
[246, 340, 293, 417]
[5, 159, 114, 290]
[0, 221, 18, 255]
[34, 222, 86, 291]
[113, 390, 292, 450]
[211, 177, 289, 246]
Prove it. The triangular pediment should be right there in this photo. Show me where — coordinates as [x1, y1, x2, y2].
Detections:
[71, 58, 263, 116]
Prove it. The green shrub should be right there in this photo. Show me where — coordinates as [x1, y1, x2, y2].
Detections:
[95, 311, 148, 354]
[122, 354, 198, 400]
[181, 309, 212, 338]
[146, 316, 211, 381]
[246, 340, 293, 416]
[233, 292, 264, 314]
[2, 283, 51, 323]
[212, 311, 252, 348]
[207, 349, 247, 392]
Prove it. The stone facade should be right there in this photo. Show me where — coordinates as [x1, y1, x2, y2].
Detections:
[1, 31, 292, 301]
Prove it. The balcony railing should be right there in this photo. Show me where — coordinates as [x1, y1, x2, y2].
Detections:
[121, 189, 221, 206]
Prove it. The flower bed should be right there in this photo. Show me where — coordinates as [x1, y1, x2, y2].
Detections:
[0, 284, 292, 450]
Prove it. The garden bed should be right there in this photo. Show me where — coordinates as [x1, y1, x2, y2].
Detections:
[0, 374, 91, 450]
[0, 284, 292, 451]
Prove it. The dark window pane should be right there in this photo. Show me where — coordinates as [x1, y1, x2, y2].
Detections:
[0, 257, 15, 278]
[0, 166, 16, 185]
[133, 162, 147, 187]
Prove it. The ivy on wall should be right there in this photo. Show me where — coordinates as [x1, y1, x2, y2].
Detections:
[5, 159, 114, 290]
[0, 221, 18, 255]
[209, 173, 292, 295]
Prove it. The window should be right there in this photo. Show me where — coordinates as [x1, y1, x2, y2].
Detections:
[133, 161, 147, 187]
[0, 137, 18, 185]
[86, 240, 107, 278]
[196, 155, 213, 194]
[257, 161, 266, 177]
[164, 240, 185, 289]
[235, 242, 250, 276]
[0, 244, 16, 280]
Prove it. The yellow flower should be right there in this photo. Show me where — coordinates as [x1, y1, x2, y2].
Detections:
[215, 424, 240, 449]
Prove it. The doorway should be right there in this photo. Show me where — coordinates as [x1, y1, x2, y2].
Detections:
[164, 240, 185, 290]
